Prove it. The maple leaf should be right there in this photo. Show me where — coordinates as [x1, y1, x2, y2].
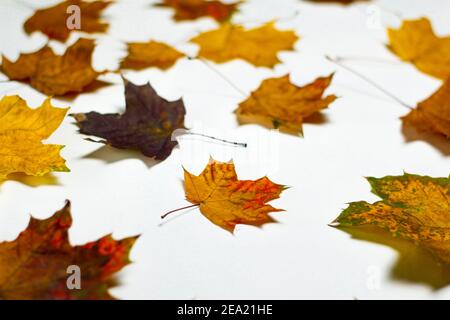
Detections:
[71, 78, 186, 160]
[173, 158, 286, 233]
[0, 201, 137, 300]
[305, 0, 368, 4]
[402, 78, 450, 138]
[332, 173, 450, 265]
[120, 41, 185, 71]
[388, 18, 450, 80]
[190, 22, 298, 68]
[156, 0, 240, 22]
[236, 74, 336, 135]
[1, 38, 103, 96]
[0, 96, 69, 181]
[24, 0, 112, 42]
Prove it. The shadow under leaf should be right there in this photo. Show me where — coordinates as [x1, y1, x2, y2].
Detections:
[58, 80, 112, 101]
[336, 225, 450, 289]
[304, 112, 329, 125]
[2, 173, 60, 187]
[402, 124, 450, 156]
[0, 78, 112, 101]
[82, 145, 161, 169]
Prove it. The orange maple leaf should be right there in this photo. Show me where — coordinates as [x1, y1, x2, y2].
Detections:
[402, 78, 450, 138]
[0, 201, 138, 300]
[24, 0, 112, 42]
[156, 0, 240, 22]
[163, 158, 287, 233]
[305, 0, 369, 4]
[1, 38, 103, 96]
[236, 74, 336, 135]
[120, 41, 185, 70]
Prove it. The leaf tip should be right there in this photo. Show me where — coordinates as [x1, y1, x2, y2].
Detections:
[71, 113, 87, 122]
[328, 219, 340, 228]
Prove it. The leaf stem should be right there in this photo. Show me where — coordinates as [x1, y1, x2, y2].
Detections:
[334, 56, 400, 65]
[376, 4, 403, 20]
[4, 0, 37, 10]
[161, 204, 199, 219]
[326, 55, 411, 110]
[189, 56, 248, 98]
[234, 10, 301, 25]
[185, 131, 247, 148]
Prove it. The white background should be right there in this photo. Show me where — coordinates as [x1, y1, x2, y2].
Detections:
[0, 0, 449, 299]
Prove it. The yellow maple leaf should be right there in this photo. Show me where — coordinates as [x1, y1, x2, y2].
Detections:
[190, 22, 298, 67]
[0, 96, 69, 180]
[120, 41, 185, 70]
[402, 78, 450, 138]
[1, 38, 102, 96]
[388, 18, 450, 79]
[236, 74, 336, 135]
[332, 173, 450, 265]
[179, 158, 286, 233]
